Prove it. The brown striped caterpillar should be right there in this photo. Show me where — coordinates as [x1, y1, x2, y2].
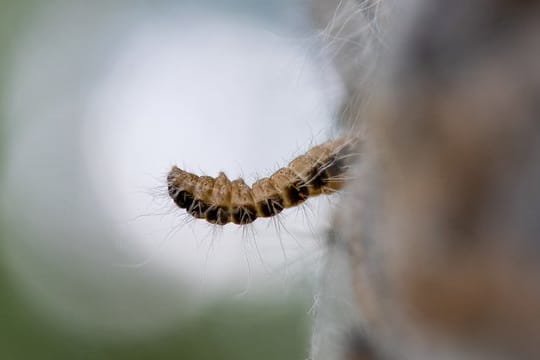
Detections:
[167, 136, 358, 225]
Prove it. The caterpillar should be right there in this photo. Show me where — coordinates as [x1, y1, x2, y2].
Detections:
[167, 136, 358, 225]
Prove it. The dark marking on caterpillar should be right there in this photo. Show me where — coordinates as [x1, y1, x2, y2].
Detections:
[167, 136, 358, 225]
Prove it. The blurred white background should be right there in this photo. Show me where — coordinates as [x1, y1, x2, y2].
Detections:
[0, 0, 343, 352]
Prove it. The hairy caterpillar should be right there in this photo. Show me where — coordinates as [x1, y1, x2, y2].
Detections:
[167, 136, 358, 225]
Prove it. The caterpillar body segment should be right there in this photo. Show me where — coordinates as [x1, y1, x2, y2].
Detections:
[167, 136, 358, 225]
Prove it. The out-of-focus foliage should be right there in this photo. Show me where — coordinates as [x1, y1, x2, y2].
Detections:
[0, 269, 308, 360]
[0, 0, 30, 165]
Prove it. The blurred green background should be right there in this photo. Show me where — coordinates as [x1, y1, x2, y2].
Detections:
[0, 1, 331, 359]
